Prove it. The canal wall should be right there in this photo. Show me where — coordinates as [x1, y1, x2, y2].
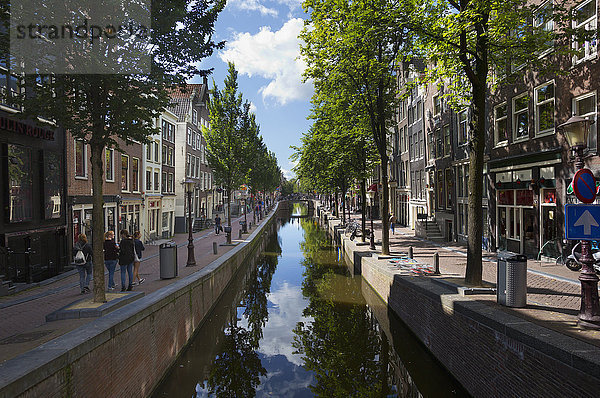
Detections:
[0, 206, 280, 398]
[317, 208, 600, 397]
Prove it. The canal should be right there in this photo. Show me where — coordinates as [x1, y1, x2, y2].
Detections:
[153, 206, 469, 397]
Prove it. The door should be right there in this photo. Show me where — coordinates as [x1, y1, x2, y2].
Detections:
[522, 208, 537, 257]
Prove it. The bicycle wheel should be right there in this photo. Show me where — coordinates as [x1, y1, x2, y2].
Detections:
[565, 258, 582, 271]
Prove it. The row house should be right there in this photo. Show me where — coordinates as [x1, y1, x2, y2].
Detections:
[389, 0, 600, 259]
[0, 71, 68, 285]
[169, 81, 219, 233]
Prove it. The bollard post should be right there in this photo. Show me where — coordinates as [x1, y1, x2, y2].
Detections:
[213, 241, 218, 255]
[408, 246, 413, 259]
[433, 252, 440, 274]
[238, 229, 243, 240]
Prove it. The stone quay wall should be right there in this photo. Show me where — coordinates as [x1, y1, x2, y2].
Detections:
[317, 208, 600, 397]
[0, 206, 280, 398]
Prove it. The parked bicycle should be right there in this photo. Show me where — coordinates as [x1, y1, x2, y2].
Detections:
[537, 239, 566, 266]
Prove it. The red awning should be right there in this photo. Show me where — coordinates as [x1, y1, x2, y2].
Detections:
[367, 183, 378, 192]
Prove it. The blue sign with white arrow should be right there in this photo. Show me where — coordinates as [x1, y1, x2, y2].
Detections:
[565, 204, 600, 240]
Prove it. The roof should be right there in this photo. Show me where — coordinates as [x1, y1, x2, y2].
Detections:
[167, 83, 207, 122]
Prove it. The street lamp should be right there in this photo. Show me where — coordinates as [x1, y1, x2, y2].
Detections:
[183, 178, 196, 267]
[366, 190, 376, 250]
[559, 115, 600, 329]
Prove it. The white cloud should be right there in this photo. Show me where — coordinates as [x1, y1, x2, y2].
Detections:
[281, 168, 295, 179]
[227, 0, 278, 16]
[249, 101, 258, 114]
[219, 18, 313, 105]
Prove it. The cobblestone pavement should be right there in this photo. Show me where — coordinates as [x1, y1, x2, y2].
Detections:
[0, 213, 263, 363]
[337, 209, 600, 347]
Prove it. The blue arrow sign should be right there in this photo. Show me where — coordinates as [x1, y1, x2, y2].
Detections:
[565, 204, 600, 240]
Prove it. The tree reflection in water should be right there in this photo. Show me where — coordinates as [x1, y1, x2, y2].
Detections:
[293, 218, 389, 397]
[206, 231, 282, 397]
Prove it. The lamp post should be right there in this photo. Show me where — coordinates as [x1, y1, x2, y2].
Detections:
[367, 190, 376, 250]
[184, 178, 196, 267]
[559, 115, 600, 329]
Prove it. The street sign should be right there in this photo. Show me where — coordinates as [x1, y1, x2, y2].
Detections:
[573, 169, 597, 203]
[565, 204, 600, 240]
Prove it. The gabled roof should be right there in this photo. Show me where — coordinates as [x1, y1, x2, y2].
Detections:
[167, 82, 208, 122]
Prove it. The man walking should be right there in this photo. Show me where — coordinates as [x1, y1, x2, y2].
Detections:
[215, 214, 222, 235]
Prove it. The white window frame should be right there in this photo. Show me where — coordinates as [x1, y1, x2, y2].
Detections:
[193, 109, 198, 126]
[105, 148, 114, 182]
[187, 127, 193, 146]
[132, 157, 140, 192]
[121, 154, 130, 192]
[534, 0, 555, 58]
[572, 0, 598, 65]
[573, 91, 598, 151]
[74, 139, 88, 179]
[534, 81, 555, 137]
[512, 94, 530, 142]
[146, 169, 152, 191]
[494, 102, 509, 147]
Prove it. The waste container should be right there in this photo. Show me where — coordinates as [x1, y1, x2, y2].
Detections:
[497, 254, 527, 307]
[159, 242, 178, 279]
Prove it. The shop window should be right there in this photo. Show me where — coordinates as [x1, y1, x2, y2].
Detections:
[132, 158, 139, 192]
[513, 94, 529, 140]
[498, 190, 514, 205]
[7, 144, 33, 222]
[535, 82, 554, 135]
[43, 151, 62, 219]
[75, 139, 87, 178]
[105, 148, 114, 182]
[516, 190, 534, 206]
[544, 189, 556, 203]
[573, 92, 597, 151]
[494, 103, 508, 145]
[572, 0, 597, 65]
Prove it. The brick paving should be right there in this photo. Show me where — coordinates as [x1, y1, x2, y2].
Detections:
[0, 213, 263, 363]
[339, 210, 600, 347]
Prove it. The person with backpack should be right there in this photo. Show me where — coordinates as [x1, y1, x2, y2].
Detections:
[73, 233, 93, 294]
[103, 231, 118, 291]
[132, 231, 145, 285]
[118, 230, 135, 291]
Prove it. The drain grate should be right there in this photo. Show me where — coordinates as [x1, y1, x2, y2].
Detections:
[0, 330, 54, 345]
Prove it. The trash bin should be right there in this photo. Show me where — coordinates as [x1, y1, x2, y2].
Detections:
[223, 226, 232, 234]
[497, 254, 527, 307]
[159, 242, 178, 279]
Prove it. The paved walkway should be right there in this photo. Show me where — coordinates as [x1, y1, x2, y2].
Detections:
[334, 209, 600, 347]
[0, 213, 265, 363]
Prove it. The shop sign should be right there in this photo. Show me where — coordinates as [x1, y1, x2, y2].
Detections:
[0, 116, 55, 140]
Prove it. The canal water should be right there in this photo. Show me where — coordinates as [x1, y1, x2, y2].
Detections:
[153, 206, 469, 397]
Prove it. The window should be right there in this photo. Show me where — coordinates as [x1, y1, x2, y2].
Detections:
[195, 156, 200, 177]
[494, 103, 508, 145]
[169, 147, 174, 166]
[513, 95, 529, 140]
[437, 170, 445, 209]
[187, 128, 193, 145]
[75, 140, 87, 178]
[193, 109, 198, 126]
[445, 169, 453, 209]
[7, 145, 33, 222]
[146, 143, 151, 160]
[534, 1, 554, 56]
[186, 154, 191, 177]
[154, 171, 159, 191]
[409, 134, 413, 160]
[121, 155, 129, 191]
[573, 92, 597, 150]
[443, 125, 450, 156]
[436, 128, 443, 158]
[433, 94, 441, 116]
[458, 110, 468, 144]
[146, 170, 152, 191]
[572, 0, 597, 64]
[132, 158, 139, 192]
[408, 105, 414, 125]
[105, 148, 114, 181]
[154, 141, 159, 162]
[535, 82, 554, 135]
[162, 119, 174, 142]
[162, 145, 167, 166]
[162, 172, 167, 193]
[428, 130, 435, 159]
[168, 173, 174, 193]
[417, 101, 422, 120]
[457, 166, 464, 197]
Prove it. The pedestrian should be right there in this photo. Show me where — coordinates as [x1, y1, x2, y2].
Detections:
[215, 214, 222, 235]
[132, 231, 145, 286]
[73, 233, 93, 294]
[118, 229, 135, 291]
[389, 213, 396, 235]
[103, 231, 119, 291]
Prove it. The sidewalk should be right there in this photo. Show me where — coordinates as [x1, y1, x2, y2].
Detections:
[338, 210, 600, 347]
[0, 213, 263, 363]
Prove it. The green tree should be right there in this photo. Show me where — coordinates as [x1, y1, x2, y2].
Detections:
[301, 0, 404, 254]
[18, 1, 225, 302]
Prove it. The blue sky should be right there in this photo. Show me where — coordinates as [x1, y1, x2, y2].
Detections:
[191, 0, 313, 180]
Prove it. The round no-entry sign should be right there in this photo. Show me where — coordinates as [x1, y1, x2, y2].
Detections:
[573, 168, 597, 204]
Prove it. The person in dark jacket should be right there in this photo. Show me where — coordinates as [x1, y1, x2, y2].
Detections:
[103, 231, 119, 291]
[118, 230, 135, 291]
[73, 233, 93, 294]
[132, 231, 145, 285]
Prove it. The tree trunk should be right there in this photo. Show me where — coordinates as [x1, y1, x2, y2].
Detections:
[227, 188, 232, 226]
[90, 142, 106, 303]
[334, 191, 339, 218]
[380, 162, 390, 255]
[342, 189, 346, 224]
[361, 179, 367, 243]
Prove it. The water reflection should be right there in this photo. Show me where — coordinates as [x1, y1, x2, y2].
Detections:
[153, 217, 468, 398]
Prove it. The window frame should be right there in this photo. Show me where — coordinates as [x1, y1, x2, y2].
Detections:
[494, 103, 509, 147]
[121, 154, 130, 192]
[573, 91, 598, 151]
[534, 81, 555, 137]
[458, 109, 468, 145]
[105, 148, 114, 182]
[512, 94, 530, 142]
[132, 158, 139, 192]
[572, 0, 598, 65]
[74, 139, 88, 179]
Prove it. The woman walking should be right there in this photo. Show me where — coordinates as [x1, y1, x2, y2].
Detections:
[73, 233, 93, 294]
[132, 231, 145, 285]
[103, 231, 119, 291]
[118, 230, 135, 291]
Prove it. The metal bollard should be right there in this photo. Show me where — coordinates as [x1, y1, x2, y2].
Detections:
[238, 229, 243, 239]
[433, 252, 440, 274]
[213, 241, 218, 255]
[408, 246, 413, 259]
